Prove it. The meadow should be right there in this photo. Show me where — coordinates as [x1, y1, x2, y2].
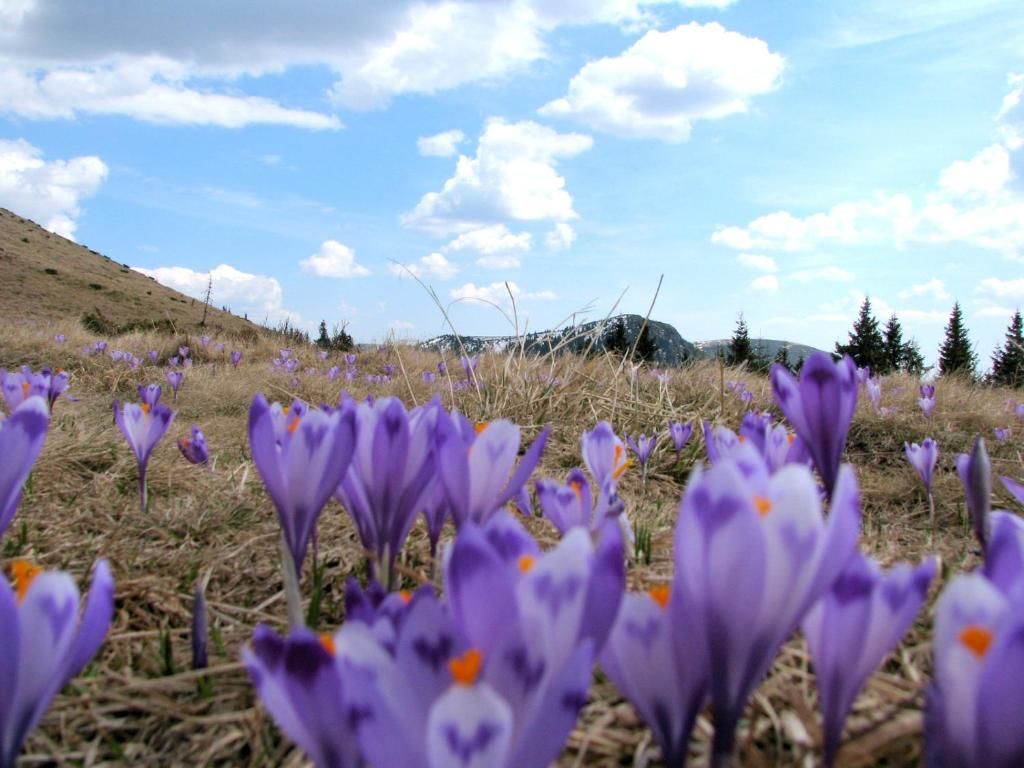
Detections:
[2, 320, 1022, 767]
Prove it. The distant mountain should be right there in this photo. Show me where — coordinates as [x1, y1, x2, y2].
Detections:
[0, 207, 260, 338]
[422, 313, 698, 366]
[694, 338, 826, 364]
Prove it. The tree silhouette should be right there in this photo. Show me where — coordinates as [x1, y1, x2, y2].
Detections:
[835, 297, 885, 370]
[938, 301, 978, 377]
[991, 309, 1024, 387]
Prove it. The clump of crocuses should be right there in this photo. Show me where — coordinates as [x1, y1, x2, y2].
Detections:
[906, 437, 939, 536]
[114, 392, 175, 513]
[178, 425, 210, 466]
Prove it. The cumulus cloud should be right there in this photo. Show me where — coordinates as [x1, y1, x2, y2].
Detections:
[0, 60, 341, 129]
[417, 129, 466, 157]
[544, 222, 576, 250]
[300, 240, 371, 278]
[977, 304, 1018, 318]
[0, 1, 739, 124]
[899, 278, 949, 300]
[713, 75, 1024, 259]
[750, 274, 779, 292]
[387, 252, 458, 280]
[737, 253, 777, 272]
[977, 277, 1024, 299]
[450, 281, 558, 306]
[539, 23, 784, 141]
[133, 263, 299, 323]
[0, 138, 108, 239]
[403, 118, 592, 236]
[440, 223, 532, 268]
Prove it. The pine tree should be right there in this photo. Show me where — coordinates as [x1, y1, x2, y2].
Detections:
[835, 297, 885, 370]
[635, 323, 657, 363]
[991, 309, 1024, 387]
[728, 314, 754, 366]
[330, 322, 354, 352]
[881, 314, 905, 374]
[938, 302, 978, 377]
[773, 345, 793, 373]
[901, 338, 926, 375]
[605, 317, 629, 357]
[315, 320, 331, 349]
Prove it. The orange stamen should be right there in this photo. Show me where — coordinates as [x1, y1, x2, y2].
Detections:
[21, 382, 29, 398]
[179, 438, 191, 450]
[612, 444, 632, 480]
[448, 648, 483, 686]
[140, 402, 151, 415]
[10, 560, 42, 603]
[787, 433, 796, 445]
[517, 554, 535, 574]
[754, 495, 772, 518]
[319, 633, 336, 656]
[648, 584, 671, 609]
[287, 415, 301, 434]
[569, 480, 584, 502]
[474, 422, 488, 435]
[738, 435, 747, 443]
[399, 590, 412, 604]
[959, 625, 993, 658]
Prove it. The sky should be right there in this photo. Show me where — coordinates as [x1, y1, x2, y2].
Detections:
[1, 0, 1023, 370]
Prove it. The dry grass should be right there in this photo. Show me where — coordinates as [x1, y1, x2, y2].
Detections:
[2, 320, 1023, 767]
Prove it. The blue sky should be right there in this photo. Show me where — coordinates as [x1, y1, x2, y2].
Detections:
[1, 0, 1023, 369]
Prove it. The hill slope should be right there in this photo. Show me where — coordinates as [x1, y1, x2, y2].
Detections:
[0, 208, 260, 338]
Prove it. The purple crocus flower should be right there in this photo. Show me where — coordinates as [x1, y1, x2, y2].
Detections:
[957, 438, 992, 552]
[147, 350, 159, 363]
[178, 425, 210, 466]
[341, 514, 623, 768]
[215, 342, 225, 353]
[327, 365, 340, 381]
[1, 368, 45, 412]
[672, 446, 861, 763]
[1001, 475, 1024, 510]
[581, 421, 631, 488]
[436, 411, 550, 528]
[114, 397, 175, 512]
[93, 340, 107, 354]
[230, 350, 242, 368]
[1015, 402, 1024, 421]
[199, 335, 211, 348]
[335, 397, 438, 588]
[420, 481, 450, 567]
[626, 432, 659, 470]
[284, 359, 300, 374]
[460, 355, 478, 380]
[771, 351, 858, 499]
[422, 371, 436, 384]
[802, 553, 936, 766]
[926, 572, 1024, 766]
[249, 395, 356, 583]
[866, 377, 882, 411]
[178, 345, 190, 359]
[919, 384, 936, 418]
[0, 397, 49, 539]
[318, 350, 329, 361]
[137, 384, 162, 406]
[535, 469, 624, 537]
[192, 580, 208, 670]
[53, 334, 65, 344]
[994, 427, 1011, 442]
[905, 438, 939, 494]
[0, 559, 115, 768]
[436, 360, 447, 375]
[166, 370, 184, 401]
[382, 364, 397, 377]
[668, 420, 693, 457]
[855, 366, 871, 386]
[280, 349, 292, 360]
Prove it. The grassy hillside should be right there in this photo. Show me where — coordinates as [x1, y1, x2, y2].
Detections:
[2, 321, 1023, 766]
[0, 208, 261, 338]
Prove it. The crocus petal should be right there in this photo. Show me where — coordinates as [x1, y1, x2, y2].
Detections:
[957, 438, 992, 551]
[426, 683, 513, 768]
[1001, 475, 1024, 509]
[0, 397, 49, 537]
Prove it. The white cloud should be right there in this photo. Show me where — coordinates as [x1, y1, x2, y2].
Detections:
[977, 305, 1018, 318]
[0, 61, 341, 130]
[444, 224, 532, 257]
[750, 274, 779, 292]
[403, 118, 592, 236]
[0, 138, 108, 239]
[788, 266, 856, 283]
[133, 263, 299, 323]
[714, 77, 1024, 259]
[389, 320, 415, 331]
[388, 252, 458, 280]
[300, 240, 371, 278]
[545, 222, 576, 250]
[450, 281, 558, 306]
[737, 253, 777, 272]
[899, 278, 949, 300]
[977, 277, 1024, 299]
[539, 23, 783, 142]
[417, 129, 466, 157]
